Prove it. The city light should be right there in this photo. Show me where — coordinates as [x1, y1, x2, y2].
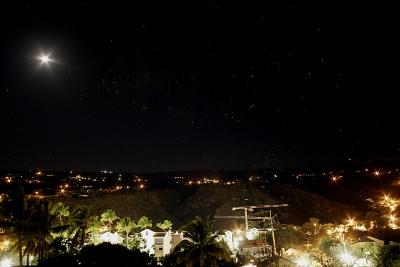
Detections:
[330, 175, 342, 182]
[346, 217, 355, 226]
[388, 214, 398, 229]
[379, 193, 399, 228]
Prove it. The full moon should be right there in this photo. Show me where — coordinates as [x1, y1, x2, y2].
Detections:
[38, 53, 53, 64]
[40, 55, 50, 63]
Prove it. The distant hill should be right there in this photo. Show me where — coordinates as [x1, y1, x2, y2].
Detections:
[65, 183, 356, 229]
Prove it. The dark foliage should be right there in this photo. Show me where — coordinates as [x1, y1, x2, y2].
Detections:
[37, 254, 79, 267]
[38, 243, 157, 267]
[377, 242, 400, 267]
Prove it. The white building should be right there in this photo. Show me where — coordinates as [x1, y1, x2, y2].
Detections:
[140, 227, 172, 258]
[89, 227, 184, 259]
[98, 231, 124, 245]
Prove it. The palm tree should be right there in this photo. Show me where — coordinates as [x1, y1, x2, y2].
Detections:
[137, 216, 152, 230]
[172, 216, 230, 267]
[27, 200, 67, 262]
[100, 209, 119, 231]
[116, 217, 136, 248]
[1, 185, 27, 267]
[50, 202, 70, 224]
[23, 233, 37, 266]
[87, 216, 102, 234]
[68, 205, 92, 247]
[157, 220, 173, 231]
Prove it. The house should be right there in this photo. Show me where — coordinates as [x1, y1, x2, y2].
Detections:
[98, 231, 124, 245]
[171, 231, 184, 251]
[140, 227, 172, 258]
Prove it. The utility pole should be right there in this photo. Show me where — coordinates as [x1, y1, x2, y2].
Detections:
[232, 204, 288, 233]
[244, 208, 248, 231]
[270, 210, 277, 255]
[216, 203, 288, 264]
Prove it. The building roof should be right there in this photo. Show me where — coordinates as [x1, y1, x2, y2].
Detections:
[147, 226, 167, 233]
[140, 226, 167, 234]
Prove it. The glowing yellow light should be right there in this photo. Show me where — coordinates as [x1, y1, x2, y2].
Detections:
[374, 170, 380, 176]
[235, 228, 242, 236]
[36, 171, 42, 175]
[354, 224, 367, 231]
[347, 217, 355, 226]
[383, 194, 390, 201]
[60, 189, 65, 194]
[140, 184, 144, 189]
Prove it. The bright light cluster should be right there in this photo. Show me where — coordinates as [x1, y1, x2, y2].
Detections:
[379, 193, 399, 229]
[330, 175, 342, 183]
[187, 177, 221, 186]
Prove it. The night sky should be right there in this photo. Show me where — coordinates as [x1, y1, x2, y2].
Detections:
[0, 1, 397, 172]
